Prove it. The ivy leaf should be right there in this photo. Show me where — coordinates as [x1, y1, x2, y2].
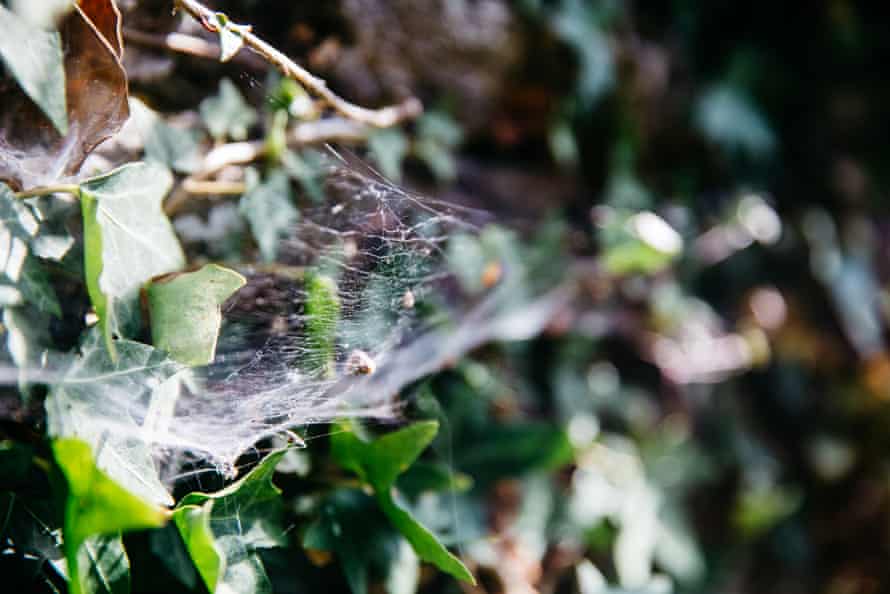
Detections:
[144, 120, 202, 174]
[45, 330, 181, 506]
[200, 78, 258, 142]
[147, 264, 246, 366]
[0, 491, 66, 590]
[76, 534, 130, 594]
[79, 162, 185, 356]
[214, 13, 249, 62]
[303, 489, 419, 594]
[52, 438, 168, 594]
[149, 524, 199, 589]
[0, 4, 68, 135]
[0, 184, 61, 315]
[174, 450, 287, 594]
[240, 171, 298, 262]
[455, 422, 573, 484]
[331, 421, 475, 584]
[3, 307, 53, 402]
[414, 112, 463, 183]
[368, 128, 408, 182]
[303, 271, 340, 376]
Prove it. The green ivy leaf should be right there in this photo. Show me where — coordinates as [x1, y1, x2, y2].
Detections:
[76, 534, 131, 594]
[45, 330, 181, 507]
[147, 264, 246, 366]
[3, 306, 52, 402]
[52, 438, 168, 594]
[455, 423, 573, 483]
[174, 450, 287, 594]
[200, 78, 258, 141]
[303, 489, 419, 594]
[0, 4, 67, 135]
[149, 524, 199, 590]
[303, 271, 340, 376]
[240, 170, 298, 262]
[368, 128, 408, 182]
[0, 183, 61, 315]
[172, 505, 222, 592]
[331, 421, 475, 584]
[79, 162, 185, 356]
[0, 491, 66, 589]
[144, 120, 202, 174]
[214, 13, 249, 62]
[414, 112, 462, 182]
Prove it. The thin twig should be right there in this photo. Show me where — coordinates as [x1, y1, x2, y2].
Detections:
[199, 117, 369, 177]
[174, 0, 423, 127]
[14, 184, 80, 199]
[181, 178, 247, 195]
[122, 27, 266, 68]
[123, 27, 219, 60]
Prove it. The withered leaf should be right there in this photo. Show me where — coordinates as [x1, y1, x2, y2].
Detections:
[0, 0, 129, 191]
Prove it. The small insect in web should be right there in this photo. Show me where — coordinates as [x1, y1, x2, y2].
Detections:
[345, 349, 376, 376]
[401, 289, 416, 310]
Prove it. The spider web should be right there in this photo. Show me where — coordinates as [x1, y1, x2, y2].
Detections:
[38, 151, 572, 480]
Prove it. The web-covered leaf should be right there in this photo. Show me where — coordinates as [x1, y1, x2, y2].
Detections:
[46, 330, 182, 506]
[174, 450, 288, 594]
[0, 183, 62, 315]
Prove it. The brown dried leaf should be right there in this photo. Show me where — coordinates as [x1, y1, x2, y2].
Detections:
[0, 0, 129, 191]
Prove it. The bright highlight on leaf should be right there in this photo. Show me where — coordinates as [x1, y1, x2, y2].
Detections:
[52, 438, 168, 594]
[79, 162, 185, 357]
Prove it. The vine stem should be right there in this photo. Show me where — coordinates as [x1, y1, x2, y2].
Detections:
[14, 184, 80, 199]
[174, 0, 423, 127]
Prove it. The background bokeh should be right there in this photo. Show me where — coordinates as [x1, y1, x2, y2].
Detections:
[5, 1, 890, 594]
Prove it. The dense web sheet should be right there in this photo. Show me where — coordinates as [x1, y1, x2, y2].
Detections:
[37, 152, 571, 481]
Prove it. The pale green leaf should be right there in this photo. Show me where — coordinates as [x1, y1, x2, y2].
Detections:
[46, 330, 181, 507]
[147, 264, 246, 366]
[200, 78, 257, 141]
[79, 162, 185, 355]
[0, 4, 67, 134]
[368, 128, 408, 182]
[144, 120, 202, 174]
[240, 170, 298, 262]
[0, 184, 61, 315]
[3, 307, 52, 401]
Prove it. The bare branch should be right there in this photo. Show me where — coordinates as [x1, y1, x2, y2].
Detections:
[173, 0, 423, 127]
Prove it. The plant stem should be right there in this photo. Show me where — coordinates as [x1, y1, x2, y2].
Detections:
[174, 0, 423, 127]
[14, 184, 80, 199]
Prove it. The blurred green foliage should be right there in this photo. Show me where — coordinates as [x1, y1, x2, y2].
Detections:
[3, 1, 890, 594]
